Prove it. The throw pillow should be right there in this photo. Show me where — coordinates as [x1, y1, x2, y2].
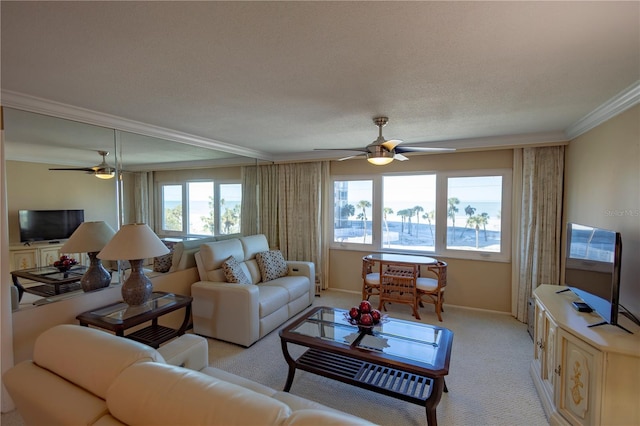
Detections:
[221, 256, 251, 284]
[255, 250, 288, 282]
[153, 241, 176, 273]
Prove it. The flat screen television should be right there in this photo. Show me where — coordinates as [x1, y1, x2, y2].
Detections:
[565, 222, 622, 328]
[18, 209, 85, 243]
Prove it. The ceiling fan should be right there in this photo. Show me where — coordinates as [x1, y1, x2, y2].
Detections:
[318, 117, 455, 165]
[49, 150, 116, 179]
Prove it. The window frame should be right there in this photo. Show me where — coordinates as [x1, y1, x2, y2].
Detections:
[157, 179, 242, 238]
[330, 169, 512, 263]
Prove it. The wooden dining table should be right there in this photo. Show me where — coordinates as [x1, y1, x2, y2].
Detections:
[365, 252, 437, 274]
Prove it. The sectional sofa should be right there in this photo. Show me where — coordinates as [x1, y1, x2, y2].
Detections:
[4, 325, 373, 425]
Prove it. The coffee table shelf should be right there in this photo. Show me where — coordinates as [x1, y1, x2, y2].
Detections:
[297, 348, 432, 404]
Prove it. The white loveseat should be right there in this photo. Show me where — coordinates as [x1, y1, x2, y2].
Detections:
[3, 325, 373, 426]
[192, 234, 315, 346]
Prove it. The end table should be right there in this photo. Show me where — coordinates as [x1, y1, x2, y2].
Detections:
[76, 291, 192, 348]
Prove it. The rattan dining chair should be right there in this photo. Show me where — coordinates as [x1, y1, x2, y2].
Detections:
[362, 256, 380, 301]
[416, 260, 448, 321]
[378, 263, 421, 319]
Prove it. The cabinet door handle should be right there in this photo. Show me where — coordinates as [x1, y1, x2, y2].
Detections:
[554, 365, 561, 376]
[537, 340, 544, 350]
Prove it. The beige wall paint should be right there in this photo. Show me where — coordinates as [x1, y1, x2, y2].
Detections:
[6, 160, 118, 244]
[328, 149, 515, 313]
[564, 105, 640, 317]
[329, 250, 511, 312]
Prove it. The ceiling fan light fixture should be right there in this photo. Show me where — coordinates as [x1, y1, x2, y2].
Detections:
[95, 168, 115, 179]
[367, 151, 394, 166]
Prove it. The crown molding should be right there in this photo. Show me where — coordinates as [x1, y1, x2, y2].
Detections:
[565, 80, 640, 140]
[1, 90, 273, 161]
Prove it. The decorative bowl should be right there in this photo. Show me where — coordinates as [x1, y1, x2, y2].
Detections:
[53, 255, 77, 272]
[343, 312, 389, 329]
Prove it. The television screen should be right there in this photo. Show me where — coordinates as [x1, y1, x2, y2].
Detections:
[565, 222, 622, 325]
[19, 209, 85, 243]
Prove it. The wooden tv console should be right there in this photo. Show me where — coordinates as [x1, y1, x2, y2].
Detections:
[531, 285, 640, 426]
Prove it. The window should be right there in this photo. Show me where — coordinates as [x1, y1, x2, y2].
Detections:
[161, 184, 183, 232]
[443, 174, 505, 255]
[382, 174, 436, 251]
[219, 183, 242, 234]
[333, 179, 373, 245]
[331, 170, 511, 261]
[159, 181, 242, 237]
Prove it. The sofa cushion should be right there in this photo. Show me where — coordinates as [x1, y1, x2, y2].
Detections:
[263, 275, 310, 302]
[32, 325, 163, 400]
[256, 250, 289, 281]
[257, 284, 290, 318]
[107, 363, 292, 426]
[240, 234, 270, 260]
[199, 239, 245, 271]
[221, 255, 251, 284]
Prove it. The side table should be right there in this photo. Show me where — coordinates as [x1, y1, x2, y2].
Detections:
[76, 291, 192, 348]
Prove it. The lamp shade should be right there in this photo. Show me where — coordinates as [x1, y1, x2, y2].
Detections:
[98, 223, 169, 306]
[98, 223, 169, 261]
[60, 221, 116, 253]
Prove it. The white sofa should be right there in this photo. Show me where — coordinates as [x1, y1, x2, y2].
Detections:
[3, 324, 373, 426]
[192, 234, 315, 347]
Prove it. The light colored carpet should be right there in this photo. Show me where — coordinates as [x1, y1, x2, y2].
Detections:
[206, 290, 548, 426]
[1, 290, 548, 426]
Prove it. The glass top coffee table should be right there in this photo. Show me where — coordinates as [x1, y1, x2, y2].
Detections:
[77, 291, 192, 348]
[279, 306, 453, 426]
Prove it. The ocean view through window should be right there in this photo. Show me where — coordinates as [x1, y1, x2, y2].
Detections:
[332, 170, 511, 261]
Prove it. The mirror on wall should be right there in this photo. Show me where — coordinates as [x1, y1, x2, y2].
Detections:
[4, 107, 255, 310]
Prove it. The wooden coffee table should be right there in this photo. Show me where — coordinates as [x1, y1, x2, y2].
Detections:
[279, 306, 453, 426]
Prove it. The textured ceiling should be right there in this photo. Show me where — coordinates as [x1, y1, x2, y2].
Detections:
[2, 1, 639, 166]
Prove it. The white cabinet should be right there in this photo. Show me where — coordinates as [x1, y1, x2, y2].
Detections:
[9, 243, 86, 271]
[10, 248, 38, 271]
[531, 285, 640, 426]
[556, 329, 602, 425]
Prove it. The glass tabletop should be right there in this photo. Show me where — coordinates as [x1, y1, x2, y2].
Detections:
[88, 292, 182, 323]
[288, 307, 449, 365]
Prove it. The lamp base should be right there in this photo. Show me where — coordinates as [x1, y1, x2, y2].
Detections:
[121, 259, 152, 305]
[81, 253, 112, 292]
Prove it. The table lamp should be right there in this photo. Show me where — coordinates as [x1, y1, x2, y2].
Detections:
[98, 223, 169, 305]
[60, 221, 116, 292]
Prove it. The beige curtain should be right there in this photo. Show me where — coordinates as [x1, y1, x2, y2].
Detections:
[133, 172, 150, 224]
[242, 161, 329, 291]
[241, 166, 258, 236]
[514, 146, 565, 322]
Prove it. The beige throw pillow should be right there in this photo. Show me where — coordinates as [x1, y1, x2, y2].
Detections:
[255, 250, 288, 282]
[221, 256, 251, 284]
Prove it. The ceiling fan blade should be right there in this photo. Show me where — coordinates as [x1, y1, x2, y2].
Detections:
[381, 139, 402, 150]
[314, 148, 369, 153]
[393, 153, 409, 161]
[48, 167, 96, 172]
[395, 146, 456, 153]
[338, 153, 366, 161]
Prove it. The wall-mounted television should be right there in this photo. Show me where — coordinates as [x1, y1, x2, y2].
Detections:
[18, 209, 85, 243]
[565, 222, 623, 329]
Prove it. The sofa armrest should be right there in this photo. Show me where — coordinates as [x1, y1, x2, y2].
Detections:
[191, 281, 260, 347]
[287, 261, 316, 304]
[157, 334, 208, 371]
